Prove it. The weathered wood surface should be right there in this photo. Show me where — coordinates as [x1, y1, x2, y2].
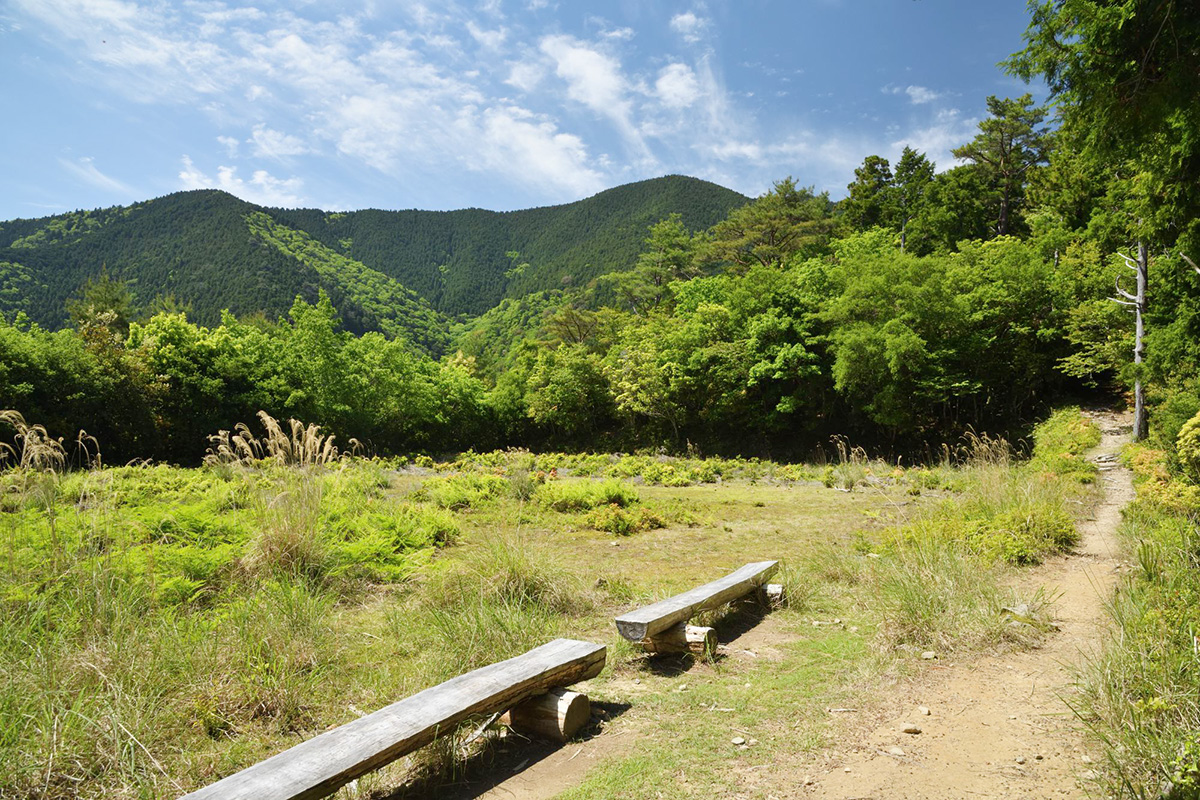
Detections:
[639, 623, 717, 655]
[614, 560, 779, 642]
[179, 639, 606, 800]
[501, 688, 591, 742]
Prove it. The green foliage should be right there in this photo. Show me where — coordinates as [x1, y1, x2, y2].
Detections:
[535, 479, 638, 512]
[1076, 480, 1200, 798]
[415, 473, 509, 510]
[0, 177, 747, 334]
[1176, 409, 1200, 483]
[700, 178, 835, 273]
[525, 344, 614, 445]
[951, 94, 1049, 237]
[244, 211, 450, 355]
[65, 266, 137, 338]
[601, 213, 699, 314]
[1027, 406, 1103, 483]
[584, 504, 666, 536]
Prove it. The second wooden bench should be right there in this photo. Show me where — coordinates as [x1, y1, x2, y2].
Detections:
[614, 561, 783, 655]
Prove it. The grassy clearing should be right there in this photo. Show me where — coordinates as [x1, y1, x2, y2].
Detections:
[0, 408, 1100, 799]
[1078, 443, 1200, 799]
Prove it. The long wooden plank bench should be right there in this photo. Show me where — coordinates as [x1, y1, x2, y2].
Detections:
[180, 638, 606, 800]
[614, 561, 782, 654]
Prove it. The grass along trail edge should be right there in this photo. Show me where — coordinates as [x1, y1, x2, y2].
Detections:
[801, 410, 1132, 799]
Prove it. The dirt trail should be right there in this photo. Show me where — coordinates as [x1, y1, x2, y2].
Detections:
[802, 411, 1133, 799]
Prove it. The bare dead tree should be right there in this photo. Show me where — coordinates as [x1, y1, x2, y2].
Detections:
[1113, 242, 1148, 440]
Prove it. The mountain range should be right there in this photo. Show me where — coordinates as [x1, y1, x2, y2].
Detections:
[0, 175, 748, 353]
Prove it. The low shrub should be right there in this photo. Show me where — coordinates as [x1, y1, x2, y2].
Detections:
[414, 473, 508, 510]
[536, 479, 639, 512]
[585, 504, 667, 536]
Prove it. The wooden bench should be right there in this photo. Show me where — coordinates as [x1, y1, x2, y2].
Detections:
[614, 561, 783, 654]
[180, 638, 606, 800]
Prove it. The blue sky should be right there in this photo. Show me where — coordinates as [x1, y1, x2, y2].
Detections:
[0, 0, 1043, 220]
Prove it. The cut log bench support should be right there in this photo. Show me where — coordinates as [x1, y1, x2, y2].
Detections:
[614, 560, 782, 654]
[179, 638, 605, 800]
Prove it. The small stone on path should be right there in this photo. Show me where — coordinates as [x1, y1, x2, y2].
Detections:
[918, 705, 930, 716]
[731, 736, 746, 745]
[902, 724, 922, 734]
[921, 651, 937, 660]
[887, 746, 905, 756]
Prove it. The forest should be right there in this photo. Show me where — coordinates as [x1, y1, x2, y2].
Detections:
[3, 2, 1200, 798]
[2, 81, 1198, 465]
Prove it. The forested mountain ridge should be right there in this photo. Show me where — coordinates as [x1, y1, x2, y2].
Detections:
[271, 174, 748, 315]
[0, 175, 748, 336]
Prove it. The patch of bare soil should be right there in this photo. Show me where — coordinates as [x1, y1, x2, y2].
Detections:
[798, 411, 1133, 799]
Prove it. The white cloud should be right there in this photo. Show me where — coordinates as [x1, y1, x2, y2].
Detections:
[19, 0, 896, 207]
[505, 59, 545, 93]
[178, 155, 306, 207]
[655, 63, 700, 109]
[905, 85, 942, 104]
[890, 108, 978, 169]
[249, 124, 309, 159]
[59, 156, 135, 194]
[465, 20, 505, 50]
[473, 106, 606, 197]
[217, 135, 240, 157]
[670, 11, 709, 44]
[883, 84, 946, 105]
[600, 26, 634, 41]
[539, 34, 650, 159]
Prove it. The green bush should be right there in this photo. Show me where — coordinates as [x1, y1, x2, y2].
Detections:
[966, 502, 1076, 564]
[1176, 409, 1200, 483]
[536, 479, 638, 512]
[1027, 406, 1101, 483]
[416, 473, 508, 509]
[584, 504, 666, 536]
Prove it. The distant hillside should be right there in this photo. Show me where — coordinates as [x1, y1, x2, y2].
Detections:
[272, 175, 748, 315]
[0, 175, 748, 347]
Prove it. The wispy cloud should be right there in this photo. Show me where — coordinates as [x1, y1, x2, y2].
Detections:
[59, 156, 135, 195]
[891, 108, 978, 169]
[13, 0, 985, 208]
[539, 34, 651, 161]
[249, 124, 310, 160]
[217, 135, 240, 158]
[465, 20, 505, 50]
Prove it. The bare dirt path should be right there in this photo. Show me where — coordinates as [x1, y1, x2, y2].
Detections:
[801, 411, 1133, 799]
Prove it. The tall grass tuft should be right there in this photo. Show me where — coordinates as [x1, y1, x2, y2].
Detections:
[204, 411, 359, 467]
[397, 531, 591, 675]
[244, 473, 330, 581]
[870, 535, 1010, 652]
[0, 410, 67, 472]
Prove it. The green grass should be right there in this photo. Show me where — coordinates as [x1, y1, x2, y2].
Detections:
[0, 408, 1103, 799]
[1076, 444, 1200, 799]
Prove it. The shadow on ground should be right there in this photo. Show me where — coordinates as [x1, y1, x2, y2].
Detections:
[380, 700, 632, 800]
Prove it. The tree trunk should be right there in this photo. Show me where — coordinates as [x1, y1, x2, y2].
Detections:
[1133, 240, 1147, 441]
